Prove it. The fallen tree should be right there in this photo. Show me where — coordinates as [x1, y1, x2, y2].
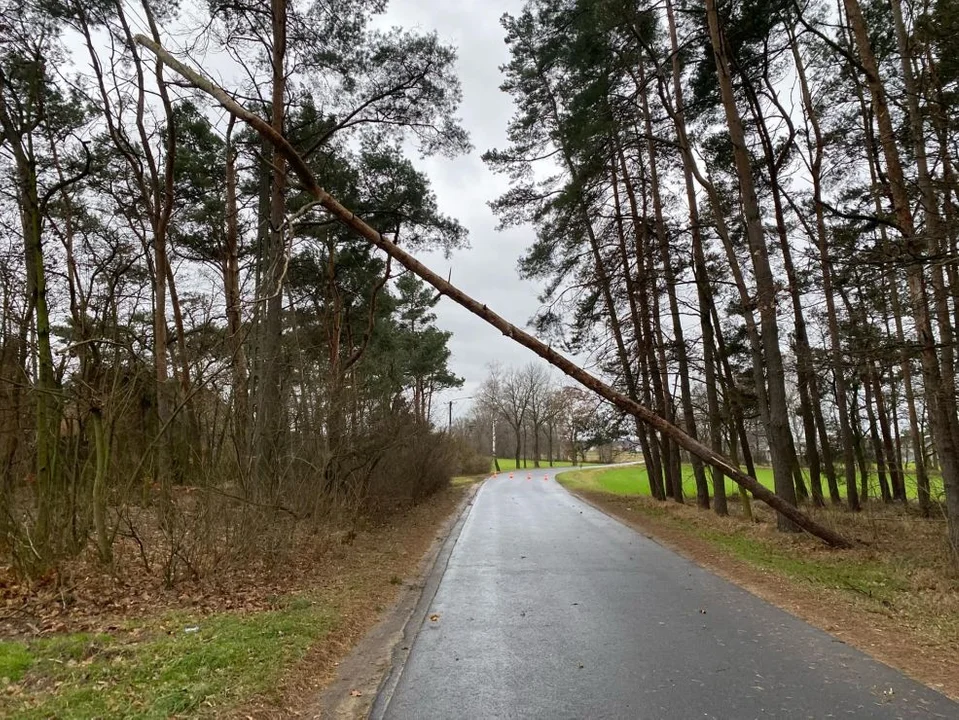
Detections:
[134, 34, 852, 549]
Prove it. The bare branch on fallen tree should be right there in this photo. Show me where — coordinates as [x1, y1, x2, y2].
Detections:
[133, 33, 853, 549]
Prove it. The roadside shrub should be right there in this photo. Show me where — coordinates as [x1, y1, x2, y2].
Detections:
[447, 437, 491, 476]
[362, 422, 457, 512]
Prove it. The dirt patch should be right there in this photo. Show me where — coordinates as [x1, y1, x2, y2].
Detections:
[569, 489, 959, 702]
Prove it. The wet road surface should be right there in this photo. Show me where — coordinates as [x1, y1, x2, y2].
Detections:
[377, 467, 958, 718]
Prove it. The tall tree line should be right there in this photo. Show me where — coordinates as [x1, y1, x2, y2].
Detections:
[486, 0, 959, 550]
[0, 0, 466, 577]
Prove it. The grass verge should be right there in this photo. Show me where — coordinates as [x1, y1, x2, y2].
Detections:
[452, 473, 489, 486]
[0, 486, 469, 718]
[1, 599, 333, 719]
[557, 466, 959, 700]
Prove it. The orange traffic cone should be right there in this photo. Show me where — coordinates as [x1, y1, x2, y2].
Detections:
[509, 472, 514, 479]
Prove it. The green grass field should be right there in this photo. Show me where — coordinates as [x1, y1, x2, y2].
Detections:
[557, 463, 945, 503]
[557, 463, 774, 498]
[0, 596, 334, 719]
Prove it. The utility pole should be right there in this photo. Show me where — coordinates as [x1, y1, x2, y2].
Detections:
[447, 395, 474, 432]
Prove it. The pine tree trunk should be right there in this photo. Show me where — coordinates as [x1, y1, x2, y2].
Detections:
[705, 0, 799, 529]
[923, 48, 959, 350]
[843, 0, 959, 547]
[224, 118, 250, 472]
[610, 156, 661, 497]
[639, 355, 666, 500]
[679, 104, 775, 504]
[165, 262, 199, 470]
[790, 23, 859, 510]
[871, 364, 905, 501]
[742, 73, 823, 507]
[889, 277, 930, 512]
[617, 153, 669, 500]
[850, 382, 870, 502]
[638, 67, 707, 508]
[649, 243, 683, 503]
[253, 0, 289, 495]
[709, 297, 757, 517]
[662, 0, 727, 512]
[888, 0, 959, 467]
[137, 1, 181, 510]
[32, 191, 59, 541]
[854, 67, 925, 509]
[863, 369, 892, 503]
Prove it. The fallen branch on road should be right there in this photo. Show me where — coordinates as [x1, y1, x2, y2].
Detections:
[133, 34, 852, 549]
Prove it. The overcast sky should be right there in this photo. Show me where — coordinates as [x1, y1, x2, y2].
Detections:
[375, 0, 556, 419]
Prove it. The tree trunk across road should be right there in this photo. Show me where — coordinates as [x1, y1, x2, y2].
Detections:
[133, 33, 853, 550]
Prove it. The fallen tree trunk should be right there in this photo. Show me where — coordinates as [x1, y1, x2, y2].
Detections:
[134, 35, 852, 549]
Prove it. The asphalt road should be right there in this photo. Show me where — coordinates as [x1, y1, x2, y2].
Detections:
[376, 468, 958, 719]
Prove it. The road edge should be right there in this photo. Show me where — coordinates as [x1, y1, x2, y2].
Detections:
[367, 480, 481, 719]
[557, 482, 959, 702]
[556, 483, 662, 542]
[312, 479, 483, 719]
